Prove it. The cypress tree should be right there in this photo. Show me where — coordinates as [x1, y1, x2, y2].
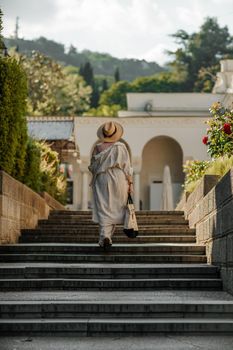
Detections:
[80, 61, 94, 86]
[114, 67, 120, 82]
[102, 79, 108, 92]
[0, 9, 28, 179]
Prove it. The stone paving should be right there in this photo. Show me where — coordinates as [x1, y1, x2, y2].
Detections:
[2, 335, 233, 350]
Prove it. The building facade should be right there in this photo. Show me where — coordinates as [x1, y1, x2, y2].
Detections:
[28, 60, 233, 211]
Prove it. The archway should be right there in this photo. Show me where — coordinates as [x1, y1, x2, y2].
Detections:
[140, 136, 184, 210]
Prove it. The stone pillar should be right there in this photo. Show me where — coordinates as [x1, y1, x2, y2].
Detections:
[81, 171, 89, 211]
[134, 172, 140, 211]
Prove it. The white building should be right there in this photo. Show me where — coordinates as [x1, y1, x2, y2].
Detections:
[28, 60, 233, 211]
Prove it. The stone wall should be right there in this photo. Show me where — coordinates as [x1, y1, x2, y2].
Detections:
[0, 171, 66, 244]
[176, 170, 233, 294]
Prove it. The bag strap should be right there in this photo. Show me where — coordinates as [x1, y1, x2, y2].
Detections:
[127, 193, 134, 204]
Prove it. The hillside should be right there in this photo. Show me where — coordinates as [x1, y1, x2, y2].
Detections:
[5, 36, 165, 81]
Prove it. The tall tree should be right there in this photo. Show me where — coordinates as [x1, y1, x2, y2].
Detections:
[114, 67, 120, 82]
[101, 79, 108, 92]
[80, 61, 94, 86]
[0, 7, 3, 49]
[168, 17, 233, 91]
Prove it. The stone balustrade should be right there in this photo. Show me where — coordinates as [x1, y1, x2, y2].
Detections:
[0, 171, 66, 244]
[176, 169, 233, 294]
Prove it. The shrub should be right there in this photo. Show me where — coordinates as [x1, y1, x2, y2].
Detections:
[203, 102, 233, 158]
[0, 57, 28, 179]
[183, 160, 211, 192]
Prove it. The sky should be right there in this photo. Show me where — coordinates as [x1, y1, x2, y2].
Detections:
[1, 0, 233, 65]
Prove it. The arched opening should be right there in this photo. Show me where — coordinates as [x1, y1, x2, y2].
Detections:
[140, 136, 184, 210]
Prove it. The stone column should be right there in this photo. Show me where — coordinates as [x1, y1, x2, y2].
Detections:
[133, 172, 140, 211]
[81, 171, 89, 211]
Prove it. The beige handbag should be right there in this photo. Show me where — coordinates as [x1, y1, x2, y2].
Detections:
[123, 194, 139, 238]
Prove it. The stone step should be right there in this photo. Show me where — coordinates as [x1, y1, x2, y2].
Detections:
[19, 235, 196, 244]
[0, 254, 207, 263]
[1, 318, 233, 335]
[25, 228, 196, 235]
[1, 300, 232, 319]
[0, 278, 222, 291]
[50, 210, 185, 216]
[0, 264, 218, 279]
[22, 227, 194, 235]
[0, 243, 205, 255]
[46, 218, 189, 225]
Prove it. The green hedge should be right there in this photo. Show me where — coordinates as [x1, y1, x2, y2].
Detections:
[0, 57, 28, 179]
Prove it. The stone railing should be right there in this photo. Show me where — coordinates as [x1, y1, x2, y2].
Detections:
[176, 169, 233, 294]
[0, 171, 66, 244]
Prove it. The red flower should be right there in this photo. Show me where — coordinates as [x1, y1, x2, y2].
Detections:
[202, 136, 208, 145]
[223, 123, 232, 135]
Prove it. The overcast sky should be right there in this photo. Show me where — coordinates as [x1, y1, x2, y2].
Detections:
[1, 0, 233, 65]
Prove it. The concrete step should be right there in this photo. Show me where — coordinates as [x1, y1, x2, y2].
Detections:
[0, 254, 208, 263]
[1, 300, 232, 319]
[19, 235, 196, 244]
[0, 278, 222, 291]
[0, 264, 218, 279]
[22, 227, 195, 235]
[50, 210, 185, 216]
[0, 243, 205, 255]
[1, 318, 233, 335]
[45, 218, 188, 225]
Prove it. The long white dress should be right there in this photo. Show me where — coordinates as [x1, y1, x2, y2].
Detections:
[89, 142, 132, 233]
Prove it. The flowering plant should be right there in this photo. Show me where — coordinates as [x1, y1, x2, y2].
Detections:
[202, 102, 233, 158]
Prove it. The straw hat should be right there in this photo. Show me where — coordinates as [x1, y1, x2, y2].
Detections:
[97, 121, 124, 143]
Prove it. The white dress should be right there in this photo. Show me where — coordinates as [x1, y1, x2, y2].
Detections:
[89, 142, 132, 228]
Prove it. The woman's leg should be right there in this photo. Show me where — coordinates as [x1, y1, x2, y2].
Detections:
[99, 224, 115, 247]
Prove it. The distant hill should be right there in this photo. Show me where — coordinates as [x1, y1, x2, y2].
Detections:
[5, 36, 165, 81]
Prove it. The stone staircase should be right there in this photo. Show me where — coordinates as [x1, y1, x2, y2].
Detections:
[0, 210, 233, 335]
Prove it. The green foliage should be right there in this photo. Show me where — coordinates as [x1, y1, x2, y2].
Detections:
[114, 67, 120, 82]
[0, 56, 28, 179]
[5, 36, 164, 81]
[100, 80, 132, 108]
[204, 103, 233, 158]
[205, 155, 233, 177]
[23, 138, 42, 192]
[183, 160, 211, 192]
[98, 72, 182, 110]
[0, 7, 3, 46]
[169, 17, 233, 91]
[19, 51, 91, 116]
[83, 104, 121, 117]
[39, 142, 67, 204]
[23, 139, 66, 204]
[131, 72, 183, 92]
[79, 61, 94, 86]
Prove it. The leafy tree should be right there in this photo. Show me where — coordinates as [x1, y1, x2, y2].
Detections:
[100, 80, 133, 108]
[114, 67, 120, 82]
[19, 51, 91, 115]
[83, 104, 121, 117]
[169, 17, 233, 91]
[131, 72, 182, 92]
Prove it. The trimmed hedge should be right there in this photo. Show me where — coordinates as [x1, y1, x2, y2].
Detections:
[0, 57, 28, 179]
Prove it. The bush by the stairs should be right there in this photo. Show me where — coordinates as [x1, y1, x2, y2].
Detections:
[183, 156, 233, 193]
[23, 139, 67, 204]
[202, 102, 233, 158]
[0, 56, 28, 180]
